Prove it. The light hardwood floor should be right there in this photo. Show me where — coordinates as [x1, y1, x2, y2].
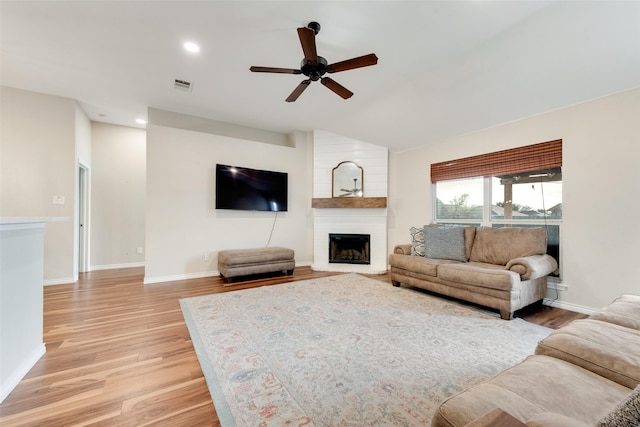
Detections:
[0, 267, 587, 426]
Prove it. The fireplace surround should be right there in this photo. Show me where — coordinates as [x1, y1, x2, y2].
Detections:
[311, 130, 388, 274]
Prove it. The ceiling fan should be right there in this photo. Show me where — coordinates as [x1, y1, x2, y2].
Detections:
[250, 21, 378, 102]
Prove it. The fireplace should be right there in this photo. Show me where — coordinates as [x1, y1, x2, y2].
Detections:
[329, 234, 371, 265]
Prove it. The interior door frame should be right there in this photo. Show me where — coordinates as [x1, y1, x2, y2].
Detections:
[78, 163, 90, 273]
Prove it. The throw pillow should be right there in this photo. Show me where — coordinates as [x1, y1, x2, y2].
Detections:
[424, 225, 466, 262]
[597, 384, 640, 427]
[409, 226, 425, 256]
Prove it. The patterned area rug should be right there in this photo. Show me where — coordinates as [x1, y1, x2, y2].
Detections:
[180, 274, 551, 426]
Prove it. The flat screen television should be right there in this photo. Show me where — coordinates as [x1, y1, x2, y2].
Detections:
[215, 164, 288, 212]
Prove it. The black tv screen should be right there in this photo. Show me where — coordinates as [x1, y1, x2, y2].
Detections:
[215, 164, 288, 212]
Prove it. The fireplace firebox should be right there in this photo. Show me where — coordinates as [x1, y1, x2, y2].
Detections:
[329, 234, 371, 264]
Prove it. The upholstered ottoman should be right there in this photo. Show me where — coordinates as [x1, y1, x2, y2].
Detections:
[217, 247, 295, 282]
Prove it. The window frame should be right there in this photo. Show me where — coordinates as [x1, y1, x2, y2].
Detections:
[431, 174, 563, 279]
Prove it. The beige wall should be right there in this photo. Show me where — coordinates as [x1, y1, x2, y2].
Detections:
[144, 124, 313, 283]
[90, 122, 146, 269]
[390, 87, 640, 313]
[1, 86, 79, 283]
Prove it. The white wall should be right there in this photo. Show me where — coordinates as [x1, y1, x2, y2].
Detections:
[144, 124, 313, 283]
[390, 87, 640, 313]
[313, 130, 389, 198]
[0, 86, 77, 283]
[90, 123, 146, 270]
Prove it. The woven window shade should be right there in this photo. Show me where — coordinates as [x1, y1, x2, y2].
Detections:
[431, 139, 562, 183]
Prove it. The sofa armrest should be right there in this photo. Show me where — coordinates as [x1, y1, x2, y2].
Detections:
[394, 244, 412, 255]
[506, 254, 558, 280]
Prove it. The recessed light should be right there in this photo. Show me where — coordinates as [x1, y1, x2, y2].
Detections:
[184, 42, 200, 53]
[136, 118, 147, 125]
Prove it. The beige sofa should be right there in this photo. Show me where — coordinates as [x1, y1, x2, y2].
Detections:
[432, 294, 640, 427]
[389, 226, 558, 319]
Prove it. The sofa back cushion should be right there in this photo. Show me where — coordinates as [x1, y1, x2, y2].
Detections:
[469, 227, 547, 265]
[463, 226, 476, 260]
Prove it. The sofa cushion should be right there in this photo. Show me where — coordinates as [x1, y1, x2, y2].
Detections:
[389, 253, 458, 277]
[437, 262, 519, 291]
[535, 318, 640, 389]
[526, 412, 591, 427]
[589, 294, 640, 330]
[469, 227, 547, 266]
[424, 225, 467, 262]
[432, 355, 631, 427]
[597, 384, 640, 427]
[410, 226, 426, 256]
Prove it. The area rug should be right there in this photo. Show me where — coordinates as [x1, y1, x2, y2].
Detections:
[180, 274, 551, 426]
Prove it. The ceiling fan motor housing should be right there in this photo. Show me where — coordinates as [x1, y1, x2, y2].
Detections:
[307, 21, 321, 34]
[300, 56, 327, 81]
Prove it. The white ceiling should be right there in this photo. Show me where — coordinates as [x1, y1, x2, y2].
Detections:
[2, 1, 639, 152]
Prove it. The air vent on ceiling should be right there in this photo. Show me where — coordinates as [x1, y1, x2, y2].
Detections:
[174, 79, 193, 92]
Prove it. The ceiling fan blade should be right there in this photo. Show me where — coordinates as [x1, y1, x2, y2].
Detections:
[297, 27, 318, 62]
[326, 53, 378, 73]
[320, 77, 353, 99]
[286, 80, 311, 102]
[250, 66, 302, 74]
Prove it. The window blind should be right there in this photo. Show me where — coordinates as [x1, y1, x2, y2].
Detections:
[430, 139, 562, 183]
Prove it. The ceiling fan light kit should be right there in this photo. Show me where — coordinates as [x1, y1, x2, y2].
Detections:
[250, 21, 378, 102]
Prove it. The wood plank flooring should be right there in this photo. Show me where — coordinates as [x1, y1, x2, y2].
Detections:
[0, 267, 587, 426]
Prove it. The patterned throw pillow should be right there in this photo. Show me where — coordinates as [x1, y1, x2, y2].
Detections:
[424, 225, 467, 262]
[597, 384, 640, 427]
[409, 226, 425, 256]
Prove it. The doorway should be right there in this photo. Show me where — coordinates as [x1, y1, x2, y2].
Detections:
[78, 164, 89, 273]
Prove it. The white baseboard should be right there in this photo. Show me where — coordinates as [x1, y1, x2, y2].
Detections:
[44, 277, 76, 286]
[0, 343, 46, 404]
[89, 262, 145, 271]
[143, 262, 313, 285]
[543, 298, 598, 315]
[143, 270, 220, 285]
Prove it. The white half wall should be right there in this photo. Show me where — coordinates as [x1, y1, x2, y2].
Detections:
[144, 124, 313, 283]
[390, 87, 640, 312]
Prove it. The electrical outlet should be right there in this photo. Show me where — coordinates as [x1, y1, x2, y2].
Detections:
[136, 247, 143, 254]
[52, 195, 65, 205]
[204, 253, 210, 261]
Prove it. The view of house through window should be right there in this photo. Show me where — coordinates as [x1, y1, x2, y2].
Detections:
[434, 168, 562, 276]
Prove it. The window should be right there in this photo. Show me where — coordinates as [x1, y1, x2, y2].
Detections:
[435, 177, 483, 221]
[431, 140, 562, 276]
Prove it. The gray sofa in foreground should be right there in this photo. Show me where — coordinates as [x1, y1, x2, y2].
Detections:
[433, 294, 640, 427]
[389, 226, 558, 319]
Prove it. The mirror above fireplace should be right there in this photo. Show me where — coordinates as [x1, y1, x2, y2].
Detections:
[332, 161, 364, 197]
